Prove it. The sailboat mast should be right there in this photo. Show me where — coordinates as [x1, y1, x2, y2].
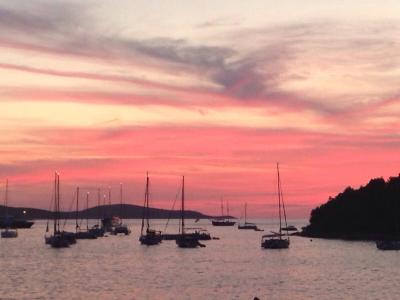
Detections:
[280, 170, 289, 237]
[56, 173, 60, 233]
[119, 183, 123, 219]
[86, 192, 89, 230]
[103, 194, 106, 218]
[277, 163, 282, 238]
[146, 175, 150, 230]
[227, 200, 230, 219]
[244, 202, 247, 223]
[53, 173, 57, 234]
[221, 197, 224, 218]
[76, 187, 79, 232]
[97, 188, 100, 226]
[4, 178, 8, 216]
[141, 173, 148, 235]
[108, 186, 111, 215]
[181, 176, 185, 234]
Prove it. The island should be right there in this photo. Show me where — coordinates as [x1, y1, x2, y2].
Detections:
[0, 204, 212, 221]
[302, 174, 400, 240]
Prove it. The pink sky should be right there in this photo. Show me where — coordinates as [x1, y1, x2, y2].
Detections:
[1, 1, 400, 217]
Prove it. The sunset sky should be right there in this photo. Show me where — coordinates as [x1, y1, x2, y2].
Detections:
[1, 1, 400, 217]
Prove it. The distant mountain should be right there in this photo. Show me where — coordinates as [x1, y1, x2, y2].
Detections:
[0, 204, 212, 220]
[302, 174, 400, 240]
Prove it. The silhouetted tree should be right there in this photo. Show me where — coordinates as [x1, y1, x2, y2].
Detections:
[303, 175, 400, 239]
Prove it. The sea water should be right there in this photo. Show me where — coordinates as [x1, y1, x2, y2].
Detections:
[0, 219, 399, 299]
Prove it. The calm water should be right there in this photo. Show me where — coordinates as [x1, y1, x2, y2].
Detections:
[1, 219, 399, 299]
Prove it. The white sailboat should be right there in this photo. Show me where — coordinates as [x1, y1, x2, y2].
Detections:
[261, 163, 290, 249]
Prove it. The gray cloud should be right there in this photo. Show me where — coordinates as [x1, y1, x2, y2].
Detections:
[1, 1, 399, 115]
[0, 2, 85, 36]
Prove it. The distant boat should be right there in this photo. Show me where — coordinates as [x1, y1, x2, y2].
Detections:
[211, 198, 235, 226]
[261, 163, 290, 249]
[238, 202, 263, 231]
[1, 179, 18, 238]
[101, 187, 115, 233]
[0, 218, 34, 229]
[45, 173, 72, 248]
[376, 240, 400, 250]
[88, 188, 105, 237]
[74, 188, 97, 239]
[281, 225, 297, 231]
[176, 176, 205, 248]
[162, 228, 211, 241]
[112, 183, 131, 235]
[139, 173, 162, 245]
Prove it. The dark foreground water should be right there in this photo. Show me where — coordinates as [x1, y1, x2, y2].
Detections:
[1, 219, 400, 299]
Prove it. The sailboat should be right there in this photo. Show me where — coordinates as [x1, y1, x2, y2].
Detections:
[139, 173, 162, 245]
[1, 179, 18, 238]
[211, 198, 235, 226]
[0, 179, 34, 229]
[45, 172, 71, 248]
[88, 188, 105, 237]
[176, 176, 205, 248]
[101, 187, 116, 233]
[238, 203, 263, 231]
[113, 183, 131, 235]
[261, 163, 290, 249]
[75, 188, 97, 239]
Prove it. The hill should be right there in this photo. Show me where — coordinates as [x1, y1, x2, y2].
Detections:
[302, 174, 400, 240]
[0, 204, 212, 220]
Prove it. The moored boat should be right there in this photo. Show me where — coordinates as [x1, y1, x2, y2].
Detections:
[238, 203, 263, 231]
[74, 189, 97, 240]
[261, 163, 290, 250]
[1, 180, 18, 238]
[211, 198, 235, 226]
[0, 218, 34, 229]
[45, 173, 72, 248]
[176, 176, 205, 248]
[139, 173, 162, 245]
[376, 240, 400, 250]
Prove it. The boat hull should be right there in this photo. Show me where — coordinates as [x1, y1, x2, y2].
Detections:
[261, 238, 290, 249]
[376, 240, 400, 250]
[162, 231, 211, 241]
[112, 225, 131, 235]
[176, 234, 205, 248]
[1, 229, 18, 238]
[88, 227, 105, 237]
[238, 223, 258, 230]
[45, 234, 71, 248]
[0, 220, 34, 229]
[212, 220, 235, 226]
[139, 232, 162, 245]
[75, 231, 97, 239]
[50, 235, 70, 248]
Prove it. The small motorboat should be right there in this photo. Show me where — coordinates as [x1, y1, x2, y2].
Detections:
[113, 224, 131, 235]
[261, 236, 290, 249]
[376, 240, 400, 250]
[1, 228, 18, 238]
[281, 225, 298, 231]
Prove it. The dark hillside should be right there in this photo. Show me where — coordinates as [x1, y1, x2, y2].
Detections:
[302, 175, 400, 239]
